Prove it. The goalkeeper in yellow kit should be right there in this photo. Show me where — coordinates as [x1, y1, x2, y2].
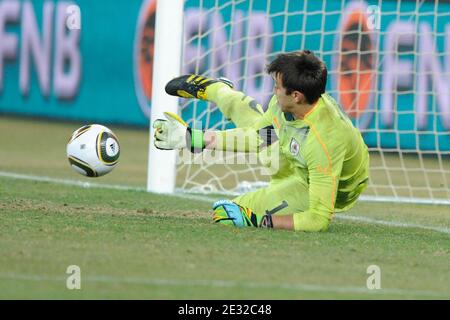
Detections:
[153, 50, 369, 232]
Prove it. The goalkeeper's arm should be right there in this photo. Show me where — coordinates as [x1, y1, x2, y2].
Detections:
[203, 127, 273, 153]
[212, 200, 330, 232]
[153, 112, 273, 153]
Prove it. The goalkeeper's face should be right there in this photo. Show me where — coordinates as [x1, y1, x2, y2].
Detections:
[272, 73, 303, 112]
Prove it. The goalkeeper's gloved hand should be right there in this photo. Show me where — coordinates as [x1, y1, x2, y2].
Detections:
[153, 112, 205, 152]
[212, 200, 273, 228]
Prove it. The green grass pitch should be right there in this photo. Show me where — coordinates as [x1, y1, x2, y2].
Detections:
[0, 116, 449, 299]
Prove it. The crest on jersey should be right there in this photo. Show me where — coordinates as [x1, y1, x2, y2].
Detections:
[290, 138, 300, 156]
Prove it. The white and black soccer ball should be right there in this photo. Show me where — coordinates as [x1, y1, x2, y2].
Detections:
[66, 124, 120, 177]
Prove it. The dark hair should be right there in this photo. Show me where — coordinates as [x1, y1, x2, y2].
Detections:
[267, 50, 327, 104]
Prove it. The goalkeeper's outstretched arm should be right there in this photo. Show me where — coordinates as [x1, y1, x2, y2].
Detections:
[203, 126, 270, 153]
[153, 111, 273, 153]
[160, 74, 274, 153]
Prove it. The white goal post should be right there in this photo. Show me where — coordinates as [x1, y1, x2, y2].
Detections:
[148, 0, 450, 205]
[147, 0, 184, 194]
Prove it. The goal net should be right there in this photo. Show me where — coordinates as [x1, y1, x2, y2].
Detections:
[161, 0, 450, 204]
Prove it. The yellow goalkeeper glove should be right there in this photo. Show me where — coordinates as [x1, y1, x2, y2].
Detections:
[212, 200, 274, 228]
[153, 112, 205, 152]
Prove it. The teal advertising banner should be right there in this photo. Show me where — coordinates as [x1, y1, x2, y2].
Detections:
[0, 0, 148, 125]
[182, 0, 450, 152]
[1, 0, 449, 151]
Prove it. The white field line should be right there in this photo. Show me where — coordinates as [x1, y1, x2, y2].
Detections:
[336, 214, 450, 235]
[0, 272, 447, 298]
[0, 171, 213, 203]
[359, 195, 450, 206]
[1, 171, 449, 235]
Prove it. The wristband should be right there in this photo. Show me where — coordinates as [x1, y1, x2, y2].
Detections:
[186, 127, 205, 153]
[259, 214, 273, 228]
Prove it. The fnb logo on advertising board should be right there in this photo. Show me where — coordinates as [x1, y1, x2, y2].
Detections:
[333, 2, 377, 131]
[134, 0, 156, 119]
[333, 1, 450, 136]
[133, 0, 273, 115]
[0, 0, 81, 100]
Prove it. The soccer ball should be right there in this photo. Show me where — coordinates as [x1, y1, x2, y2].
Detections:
[66, 124, 120, 177]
